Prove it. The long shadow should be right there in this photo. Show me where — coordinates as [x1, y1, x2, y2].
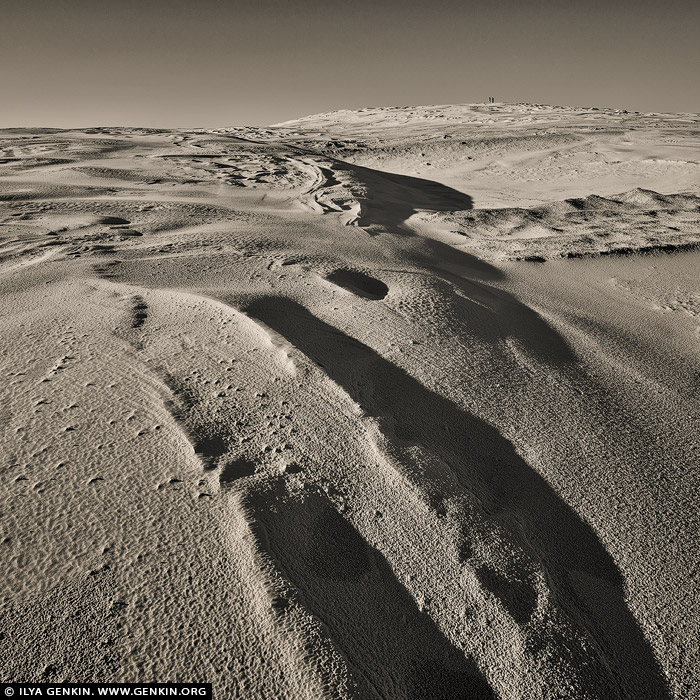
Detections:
[246, 481, 496, 700]
[244, 297, 672, 700]
[352, 164, 476, 215]
[327, 161, 482, 273]
[329, 159, 576, 365]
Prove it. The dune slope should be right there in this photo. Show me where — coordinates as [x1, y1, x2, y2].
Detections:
[1, 105, 698, 699]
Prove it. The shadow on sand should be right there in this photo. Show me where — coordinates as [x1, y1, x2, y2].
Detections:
[245, 297, 672, 700]
[245, 481, 496, 699]
[328, 160, 577, 365]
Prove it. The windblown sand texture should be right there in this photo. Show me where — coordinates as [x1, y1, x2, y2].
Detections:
[1, 104, 699, 699]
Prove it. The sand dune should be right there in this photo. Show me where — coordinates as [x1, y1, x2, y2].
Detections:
[1, 104, 698, 699]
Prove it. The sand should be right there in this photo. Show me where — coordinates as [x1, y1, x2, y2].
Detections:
[0, 104, 698, 699]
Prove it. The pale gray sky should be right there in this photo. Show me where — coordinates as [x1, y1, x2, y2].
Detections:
[2, 0, 698, 127]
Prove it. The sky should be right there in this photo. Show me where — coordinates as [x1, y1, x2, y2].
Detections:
[1, 0, 699, 127]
